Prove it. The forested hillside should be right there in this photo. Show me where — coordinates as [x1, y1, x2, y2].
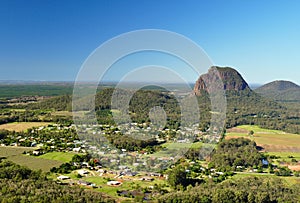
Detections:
[255, 80, 300, 102]
[158, 175, 300, 203]
[27, 85, 300, 134]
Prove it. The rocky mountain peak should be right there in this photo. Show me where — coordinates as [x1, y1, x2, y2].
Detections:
[194, 66, 250, 95]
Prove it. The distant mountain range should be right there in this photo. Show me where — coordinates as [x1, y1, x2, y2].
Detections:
[255, 80, 300, 102]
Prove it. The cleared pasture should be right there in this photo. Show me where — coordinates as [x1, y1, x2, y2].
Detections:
[0, 122, 52, 132]
[0, 146, 62, 172]
[150, 142, 215, 158]
[37, 152, 76, 162]
[226, 125, 300, 152]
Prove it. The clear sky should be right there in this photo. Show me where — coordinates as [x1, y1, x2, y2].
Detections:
[1, 0, 300, 84]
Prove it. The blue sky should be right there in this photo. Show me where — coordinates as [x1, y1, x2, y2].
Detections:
[1, 0, 300, 84]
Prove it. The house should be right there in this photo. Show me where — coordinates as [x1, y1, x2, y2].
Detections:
[262, 159, 269, 166]
[78, 180, 92, 186]
[73, 147, 81, 152]
[32, 149, 43, 156]
[139, 177, 154, 181]
[107, 181, 122, 186]
[81, 162, 89, 167]
[118, 165, 128, 170]
[57, 175, 70, 180]
[77, 169, 89, 176]
[148, 173, 162, 177]
[124, 171, 137, 176]
[97, 169, 106, 173]
[133, 163, 139, 166]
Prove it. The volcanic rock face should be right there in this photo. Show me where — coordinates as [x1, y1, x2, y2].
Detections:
[194, 66, 250, 95]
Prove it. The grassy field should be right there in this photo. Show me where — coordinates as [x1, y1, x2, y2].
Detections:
[161, 142, 216, 150]
[51, 111, 73, 116]
[161, 142, 204, 149]
[0, 122, 52, 132]
[267, 152, 300, 159]
[37, 152, 76, 162]
[226, 125, 300, 152]
[0, 146, 62, 171]
[149, 142, 215, 158]
[236, 125, 287, 133]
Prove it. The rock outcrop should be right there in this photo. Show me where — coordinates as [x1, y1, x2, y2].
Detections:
[194, 66, 250, 95]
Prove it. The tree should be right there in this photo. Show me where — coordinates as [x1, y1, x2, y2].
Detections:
[248, 130, 254, 138]
[167, 165, 187, 189]
[210, 138, 262, 171]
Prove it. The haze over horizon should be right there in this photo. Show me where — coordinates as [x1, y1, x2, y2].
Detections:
[1, 1, 300, 85]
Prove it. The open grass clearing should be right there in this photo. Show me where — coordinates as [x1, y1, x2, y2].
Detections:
[267, 152, 300, 159]
[235, 125, 287, 134]
[0, 146, 34, 157]
[0, 146, 62, 171]
[161, 142, 215, 149]
[62, 111, 90, 118]
[226, 125, 300, 152]
[51, 111, 73, 116]
[37, 152, 76, 162]
[9, 154, 62, 172]
[149, 142, 215, 158]
[0, 122, 52, 132]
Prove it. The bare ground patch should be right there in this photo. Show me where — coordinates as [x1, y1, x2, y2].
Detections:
[227, 127, 249, 133]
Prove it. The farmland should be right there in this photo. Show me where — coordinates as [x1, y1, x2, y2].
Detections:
[226, 125, 300, 152]
[0, 122, 52, 132]
[37, 152, 76, 162]
[0, 146, 63, 171]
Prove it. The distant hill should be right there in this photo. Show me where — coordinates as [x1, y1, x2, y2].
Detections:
[255, 80, 300, 102]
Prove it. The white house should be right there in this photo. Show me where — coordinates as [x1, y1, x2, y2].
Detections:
[77, 169, 89, 176]
[57, 175, 70, 180]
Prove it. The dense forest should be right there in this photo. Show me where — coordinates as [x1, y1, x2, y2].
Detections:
[158, 175, 300, 203]
[209, 138, 263, 171]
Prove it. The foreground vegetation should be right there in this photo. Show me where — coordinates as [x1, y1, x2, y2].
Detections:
[0, 159, 115, 203]
[158, 175, 300, 203]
